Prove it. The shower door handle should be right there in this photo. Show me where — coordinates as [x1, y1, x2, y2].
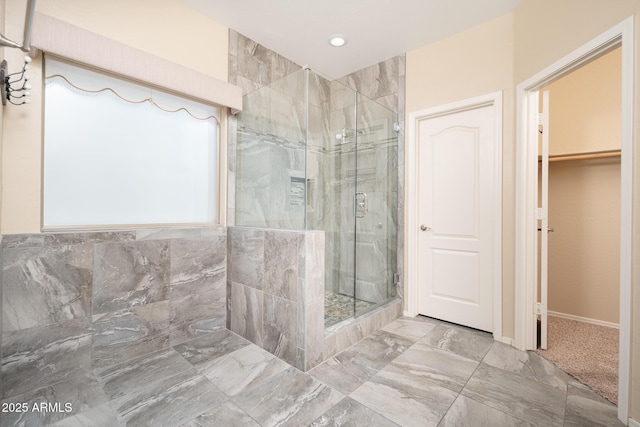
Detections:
[355, 192, 368, 218]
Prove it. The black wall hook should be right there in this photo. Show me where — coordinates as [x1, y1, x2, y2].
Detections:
[1, 57, 32, 106]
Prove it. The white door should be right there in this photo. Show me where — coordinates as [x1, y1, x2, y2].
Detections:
[417, 104, 498, 332]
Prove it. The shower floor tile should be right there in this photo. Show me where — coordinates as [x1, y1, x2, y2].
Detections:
[324, 291, 376, 327]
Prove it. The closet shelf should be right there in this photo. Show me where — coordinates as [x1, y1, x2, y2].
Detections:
[538, 149, 621, 162]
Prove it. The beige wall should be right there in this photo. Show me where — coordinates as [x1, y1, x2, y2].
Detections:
[406, 12, 517, 339]
[0, 0, 229, 233]
[407, 0, 640, 419]
[35, 0, 228, 80]
[0, 0, 4, 231]
[2, 0, 40, 233]
[544, 48, 622, 156]
[542, 49, 621, 325]
[547, 159, 620, 324]
[405, 13, 515, 113]
[513, 0, 638, 84]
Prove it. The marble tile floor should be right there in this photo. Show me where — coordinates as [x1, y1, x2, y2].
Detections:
[0, 316, 623, 427]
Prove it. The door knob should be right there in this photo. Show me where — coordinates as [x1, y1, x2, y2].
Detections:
[420, 225, 431, 231]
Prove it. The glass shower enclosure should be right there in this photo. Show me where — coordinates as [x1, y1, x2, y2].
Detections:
[235, 68, 398, 327]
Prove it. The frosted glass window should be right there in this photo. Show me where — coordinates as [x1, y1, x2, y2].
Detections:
[43, 57, 219, 228]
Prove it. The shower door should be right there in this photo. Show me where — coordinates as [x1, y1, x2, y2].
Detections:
[322, 82, 398, 327]
[352, 93, 398, 317]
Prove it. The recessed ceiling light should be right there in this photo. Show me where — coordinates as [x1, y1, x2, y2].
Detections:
[329, 34, 347, 47]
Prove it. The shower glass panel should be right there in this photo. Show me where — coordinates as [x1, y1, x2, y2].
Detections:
[236, 69, 307, 230]
[235, 68, 398, 327]
[353, 95, 398, 318]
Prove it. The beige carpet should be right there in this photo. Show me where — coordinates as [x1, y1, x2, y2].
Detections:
[536, 315, 618, 404]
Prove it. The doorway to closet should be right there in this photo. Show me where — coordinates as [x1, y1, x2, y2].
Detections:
[535, 46, 621, 405]
[515, 19, 632, 424]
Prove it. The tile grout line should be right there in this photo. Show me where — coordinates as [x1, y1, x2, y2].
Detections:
[458, 341, 567, 427]
[434, 338, 492, 426]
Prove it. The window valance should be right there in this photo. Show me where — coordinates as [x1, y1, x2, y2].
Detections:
[31, 13, 242, 113]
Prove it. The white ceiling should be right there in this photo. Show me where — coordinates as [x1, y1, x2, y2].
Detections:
[179, 0, 523, 80]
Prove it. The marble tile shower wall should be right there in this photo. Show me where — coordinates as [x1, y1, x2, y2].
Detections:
[227, 30, 404, 365]
[235, 57, 404, 305]
[227, 226, 403, 371]
[337, 57, 406, 301]
[234, 73, 313, 229]
[240, 70, 307, 144]
[235, 70, 340, 230]
[306, 73, 334, 231]
[323, 89, 399, 302]
[328, 145, 398, 304]
[227, 30, 303, 227]
[336, 57, 405, 114]
[235, 129, 307, 229]
[0, 228, 226, 401]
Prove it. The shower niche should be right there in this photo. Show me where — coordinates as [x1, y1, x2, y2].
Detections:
[232, 68, 399, 369]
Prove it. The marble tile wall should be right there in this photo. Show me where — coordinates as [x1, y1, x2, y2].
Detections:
[227, 226, 401, 370]
[323, 298, 403, 360]
[232, 57, 401, 307]
[235, 129, 307, 229]
[336, 56, 405, 115]
[228, 31, 302, 97]
[227, 30, 303, 227]
[227, 31, 403, 368]
[323, 90, 399, 305]
[0, 227, 227, 401]
[234, 69, 335, 231]
[227, 227, 325, 371]
[336, 56, 406, 302]
[0, 235, 3, 378]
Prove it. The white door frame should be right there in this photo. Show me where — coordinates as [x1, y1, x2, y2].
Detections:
[406, 91, 503, 341]
[514, 17, 633, 424]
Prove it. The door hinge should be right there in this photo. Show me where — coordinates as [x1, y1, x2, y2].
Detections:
[536, 208, 544, 220]
[537, 113, 546, 134]
[393, 273, 401, 284]
[535, 302, 546, 316]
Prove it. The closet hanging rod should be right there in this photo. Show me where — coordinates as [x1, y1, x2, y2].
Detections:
[538, 149, 621, 162]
